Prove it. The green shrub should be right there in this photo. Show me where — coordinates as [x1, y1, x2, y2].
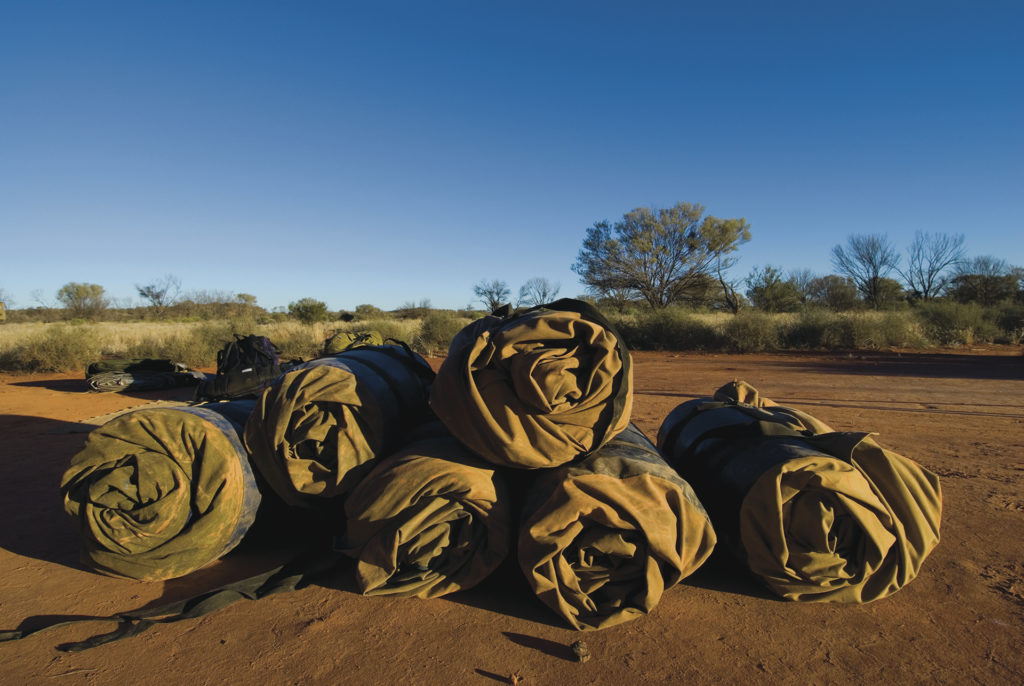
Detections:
[847, 312, 928, 349]
[722, 311, 781, 352]
[414, 311, 469, 356]
[288, 298, 331, 324]
[0, 324, 103, 372]
[612, 308, 722, 351]
[994, 303, 1024, 344]
[913, 302, 1000, 346]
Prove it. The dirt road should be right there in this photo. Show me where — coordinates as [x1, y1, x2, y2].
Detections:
[1, 349, 1022, 685]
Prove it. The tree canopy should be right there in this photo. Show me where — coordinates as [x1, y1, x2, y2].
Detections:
[56, 282, 108, 319]
[572, 202, 751, 309]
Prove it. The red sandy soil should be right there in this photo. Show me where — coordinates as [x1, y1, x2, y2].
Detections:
[1, 348, 1022, 685]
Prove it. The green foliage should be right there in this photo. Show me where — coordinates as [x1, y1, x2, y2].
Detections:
[722, 311, 782, 352]
[746, 265, 802, 312]
[846, 312, 927, 349]
[807, 275, 860, 311]
[913, 301, 1001, 345]
[612, 308, 721, 351]
[414, 311, 470, 356]
[573, 202, 751, 309]
[56, 282, 109, 320]
[354, 303, 384, 319]
[288, 297, 331, 324]
[0, 324, 103, 372]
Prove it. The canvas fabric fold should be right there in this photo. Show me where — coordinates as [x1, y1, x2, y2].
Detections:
[430, 299, 632, 469]
[244, 345, 434, 509]
[518, 423, 716, 630]
[60, 401, 261, 581]
[657, 380, 942, 603]
[341, 422, 511, 598]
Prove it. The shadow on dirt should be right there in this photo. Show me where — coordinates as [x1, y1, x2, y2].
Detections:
[9, 378, 200, 402]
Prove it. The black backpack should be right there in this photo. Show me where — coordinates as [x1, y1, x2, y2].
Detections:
[195, 334, 284, 401]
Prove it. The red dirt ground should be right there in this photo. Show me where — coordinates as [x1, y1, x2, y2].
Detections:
[1, 348, 1022, 685]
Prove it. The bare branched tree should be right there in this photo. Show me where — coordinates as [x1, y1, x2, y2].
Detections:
[136, 274, 181, 316]
[517, 277, 561, 307]
[830, 234, 901, 309]
[898, 231, 966, 301]
[473, 279, 511, 312]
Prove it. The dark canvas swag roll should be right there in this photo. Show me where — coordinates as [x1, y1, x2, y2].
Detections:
[430, 298, 633, 470]
[657, 380, 942, 603]
[60, 400, 262, 581]
[85, 358, 203, 393]
[518, 423, 717, 630]
[244, 345, 435, 509]
[341, 421, 512, 599]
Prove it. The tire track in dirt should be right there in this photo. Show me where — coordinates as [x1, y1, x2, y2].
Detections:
[633, 389, 1024, 420]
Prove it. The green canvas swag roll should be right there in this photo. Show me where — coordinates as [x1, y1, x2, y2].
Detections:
[430, 298, 633, 469]
[244, 345, 434, 509]
[656, 380, 942, 603]
[322, 329, 385, 355]
[342, 422, 512, 598]
[518, 423, 716, 630]
[61, 400, 261, 581]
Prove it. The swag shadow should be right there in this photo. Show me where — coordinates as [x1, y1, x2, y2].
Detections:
[0, 413, 90, 569]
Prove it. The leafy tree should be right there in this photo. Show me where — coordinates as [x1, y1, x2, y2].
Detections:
[518, 277, 561, 307]
[56, 282, 108, 319]
[831, 234, 901, 309]
[948, 256, 1019, 306]
[870, 276, 907, 309]
[236, 293, 258, 306]
[572, 202, 751, 309]
[288, 297, 330, 324]
[136, 274, 181, 316]
[787, 268, 816, 305]
[807, 275, 860, 311]
[745, 265, 802, 312]
[473, 279, 511, 312]
[898, 231, 966, 301]
[354, 303, 384, 318]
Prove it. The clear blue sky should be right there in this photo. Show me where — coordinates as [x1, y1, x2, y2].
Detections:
[2, 1, 1021, 312]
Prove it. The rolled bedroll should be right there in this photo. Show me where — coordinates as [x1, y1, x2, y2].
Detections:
[656, 380, 942, 603]
[430, 298, 633, 469]
[60, 400, 261, 581]
[518, 423, 716, 630]
[244, 345, 435, 509]
[341, 421, 512, 598]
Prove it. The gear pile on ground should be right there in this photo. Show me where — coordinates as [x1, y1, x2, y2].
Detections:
[42, 301, 943, 651]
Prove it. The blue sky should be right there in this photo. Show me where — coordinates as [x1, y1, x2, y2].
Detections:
[2, 1, 1021, 312]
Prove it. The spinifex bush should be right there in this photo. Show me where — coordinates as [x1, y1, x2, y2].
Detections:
[847, 311, 928, 349]
[913, 303, 999, 346]
[611, 308, 722, 351]
[0, 324, 104, 372]
[722, 311, 782, 353]
[414, 311, 471, 357]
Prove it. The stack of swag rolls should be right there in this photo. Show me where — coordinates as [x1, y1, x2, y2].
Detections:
[657, 380, 942, 603]
[431, 299, 716, 629]
[61, 401, 261, 581]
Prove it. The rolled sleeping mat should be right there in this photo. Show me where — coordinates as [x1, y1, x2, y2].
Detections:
[656, 380, 942, 603]
[244, 345, 435, 509]
[430, 298, 633, 469]
[341, 421, 512, 598]
[518, 423, 716, 630]
[60, 400, 261, 581]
